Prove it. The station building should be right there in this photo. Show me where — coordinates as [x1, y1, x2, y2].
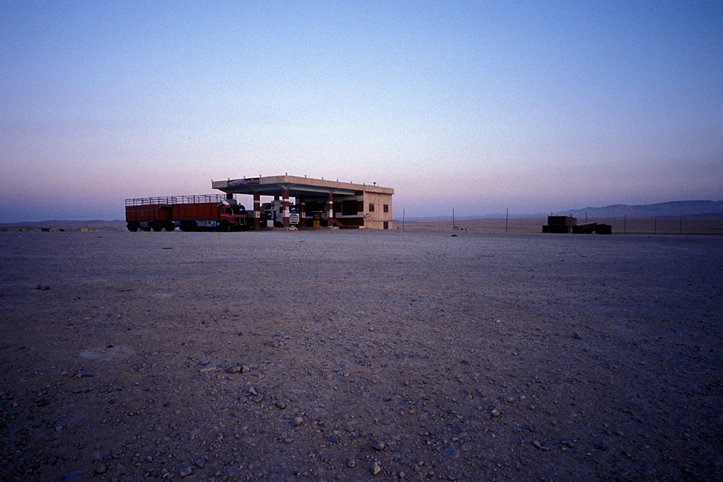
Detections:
[212, 175, 394, 229]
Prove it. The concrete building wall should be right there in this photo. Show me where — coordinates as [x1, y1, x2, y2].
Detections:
[364, 191, 393, 230]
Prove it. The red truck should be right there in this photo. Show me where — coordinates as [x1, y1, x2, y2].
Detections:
[125, 195, 249, 232]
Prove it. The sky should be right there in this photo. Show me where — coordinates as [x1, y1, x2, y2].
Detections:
[1, 0, 722, 222]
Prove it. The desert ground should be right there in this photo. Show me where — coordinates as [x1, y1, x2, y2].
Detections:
[1, 228, 721, 481]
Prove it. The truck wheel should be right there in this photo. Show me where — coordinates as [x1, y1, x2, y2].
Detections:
[127, 222, 138, 232]
[152, 222, 162, 232]
[219, 221, 231, 232]
[165, 222, 176, 232]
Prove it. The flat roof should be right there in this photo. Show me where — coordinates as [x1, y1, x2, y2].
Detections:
[212, 175, 394, 198]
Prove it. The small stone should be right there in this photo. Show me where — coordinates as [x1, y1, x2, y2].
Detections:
[491, 409, 501, 417]
[94, 464, 107, 474]
[371, 461, 381, 475]
[371, 440, 385, 451]
[75, 369, 94, 378]
[294, 416, 303, 426]
[443, 447, 460, 459]
[241, 365, 250, 373]
[572, 332, 583, 339]
[346, 458, 356, 468]
[225, 366, 242, 374]
[194, 458, 206, 468]
[533, 440, 550, 451]
[179, 466, 193, 477]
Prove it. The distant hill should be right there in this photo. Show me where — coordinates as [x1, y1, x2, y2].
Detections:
[558, 200, 723, 219]
[0, 220, 126, 231]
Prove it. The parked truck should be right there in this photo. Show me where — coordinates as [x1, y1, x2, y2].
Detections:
[125, 195, 249, 232]
[260, 200, 300, 227]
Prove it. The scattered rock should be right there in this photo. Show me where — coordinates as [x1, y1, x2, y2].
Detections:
[371, 460, 381, 475]
[533, 440, 550, 451]
[371, 440, 386, 451]
[294, 416, 304, 426]
[443, 446, 460, 459]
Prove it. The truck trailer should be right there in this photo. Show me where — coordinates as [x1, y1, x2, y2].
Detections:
[125, 195, 249, 232]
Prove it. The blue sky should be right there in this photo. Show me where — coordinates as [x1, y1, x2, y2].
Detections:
[1, 0, 721, 222]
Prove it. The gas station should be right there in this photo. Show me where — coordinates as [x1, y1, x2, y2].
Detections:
[212, 174, 394, 229]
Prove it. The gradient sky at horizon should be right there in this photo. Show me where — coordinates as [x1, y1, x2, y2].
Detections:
[2, 0, 721, 222]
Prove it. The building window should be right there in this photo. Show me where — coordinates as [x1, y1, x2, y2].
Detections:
[369, 203, 375, 212]
[383, 204, 389, 213]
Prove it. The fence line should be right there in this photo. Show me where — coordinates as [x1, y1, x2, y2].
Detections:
[399, 216, 723, 235]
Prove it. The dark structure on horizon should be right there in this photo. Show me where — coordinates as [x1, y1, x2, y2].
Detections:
[543, 216, 611, 235]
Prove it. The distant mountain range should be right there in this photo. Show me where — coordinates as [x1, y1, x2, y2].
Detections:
[0, 220, 126, 230]
[399, 200, 723, 222]
[558, 200, 723, 219]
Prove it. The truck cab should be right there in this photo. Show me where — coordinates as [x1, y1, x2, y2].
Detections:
[218, 202, 249, 230]
[261, 200, 300, 227]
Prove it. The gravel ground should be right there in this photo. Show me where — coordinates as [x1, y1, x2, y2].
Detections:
[1, 229, 721, 481]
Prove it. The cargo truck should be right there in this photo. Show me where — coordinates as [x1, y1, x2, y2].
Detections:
[125, 195, 249, 232]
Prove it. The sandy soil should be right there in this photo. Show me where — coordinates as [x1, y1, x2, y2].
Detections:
[1, 229, 721, 481]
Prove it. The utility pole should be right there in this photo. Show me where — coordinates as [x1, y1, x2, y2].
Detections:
[505, 208, 509, 232]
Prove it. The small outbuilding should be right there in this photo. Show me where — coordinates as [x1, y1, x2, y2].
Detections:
[543, 216, 577, 233]
[212, 175, 394, 229]
[542, 215, 611, 234]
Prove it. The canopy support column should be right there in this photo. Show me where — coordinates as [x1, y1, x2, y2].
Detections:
[299, 198, 305, 229]
[282, 189, 290, 228]
[253, 192, 261, 229]
[327, 192, 333, 227]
